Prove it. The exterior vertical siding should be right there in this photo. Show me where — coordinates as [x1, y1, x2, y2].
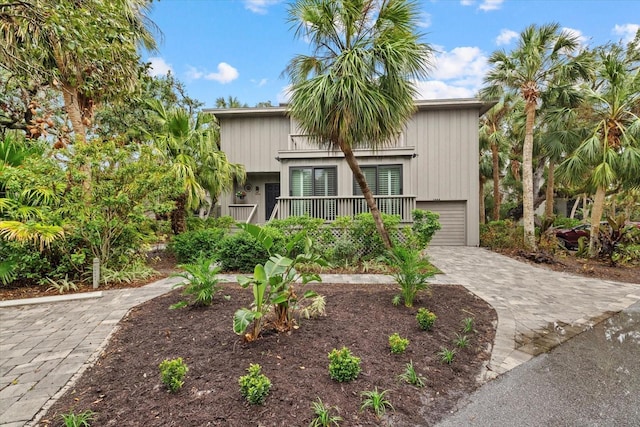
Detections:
[218, 115, 289, 172]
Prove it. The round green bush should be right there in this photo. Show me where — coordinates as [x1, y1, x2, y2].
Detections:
[168, 228, 226, 263]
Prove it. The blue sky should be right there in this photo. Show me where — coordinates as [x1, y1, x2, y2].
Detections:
[144, 0, 640, 108]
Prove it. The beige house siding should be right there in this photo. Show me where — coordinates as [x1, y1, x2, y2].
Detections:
[209, 99, 490, 246]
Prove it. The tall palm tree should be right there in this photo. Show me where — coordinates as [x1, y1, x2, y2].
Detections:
[557, 43, 640, 256]
[479, 94, 517, 221]
[147, 101, 246, 234]
[482, 23, 593, 250]
[285, 0, 433, 249]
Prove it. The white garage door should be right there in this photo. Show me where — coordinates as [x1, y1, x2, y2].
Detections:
[417, 201, 466, 246]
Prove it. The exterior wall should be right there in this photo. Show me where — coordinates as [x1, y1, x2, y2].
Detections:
[210, 100, 488, 246]
[218, 114, 289, 172]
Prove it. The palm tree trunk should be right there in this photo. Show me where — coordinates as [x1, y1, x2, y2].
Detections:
[171, 193, 188, 235]
[545, 160, 555, 219]
[569, 196, 580, 219]
[588, 186, 606, 257]
[522, 101, 537, 250]
[340, 141, 393, 249]
[491, 143, 501, 221]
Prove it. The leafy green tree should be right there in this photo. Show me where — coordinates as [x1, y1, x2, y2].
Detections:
[285, 0, 433, 249]
[482, 23, 593, 250]
[557, 43, 640, 256]
[0, 0, 157, 142]
[147, 101, 246, 234]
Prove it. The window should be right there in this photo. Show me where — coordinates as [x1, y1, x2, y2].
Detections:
[290, 167, 337, 219]
[353, 165, 402, 215]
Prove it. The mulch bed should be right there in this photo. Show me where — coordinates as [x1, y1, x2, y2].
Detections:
[40, 282, 496, 427]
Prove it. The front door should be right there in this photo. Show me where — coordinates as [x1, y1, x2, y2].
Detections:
[265, 183, 280, 220]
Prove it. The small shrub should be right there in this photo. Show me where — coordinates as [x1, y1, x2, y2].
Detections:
[416, 308, 437, 331]
[398, 360, 425, 388]
[170, 258, 225, 309]
[461, 317, 475, 334]
[411, 209, 442, 249]
[328, 347, 361, 382]
[388, 333, 409, 354]
[438, 347, 456, 364]
[553, 216, 582, 229]
[383, 245, 432, 307]
[159, 357, 188, 392]
[44, 276, 78, 294]
[101, 262, 155, 285]
[168, 228, 226, 263]
[310, 398, 343, 427]
[239, 363, 272, 405]
[61, 409, 95, 427]
[479, 220, 524, 250]
[453, 333, 469, 348]
[360, 387, 394, 419]
[217, 227, 286, 272]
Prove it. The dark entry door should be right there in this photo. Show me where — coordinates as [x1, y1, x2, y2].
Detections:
[265, 183, 280, 220]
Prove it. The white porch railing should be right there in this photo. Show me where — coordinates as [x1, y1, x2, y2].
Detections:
[274, 195, 415, 223]
[229, 204, 258, 223]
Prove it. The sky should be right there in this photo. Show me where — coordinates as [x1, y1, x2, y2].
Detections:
[144, 0, 640, 108]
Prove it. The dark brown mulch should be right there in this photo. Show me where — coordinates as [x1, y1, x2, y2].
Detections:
[40, 283, 496, 427]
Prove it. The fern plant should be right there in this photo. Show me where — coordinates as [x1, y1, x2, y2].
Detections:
[382, 245, 433, 307]
[170, 257, 225, 309]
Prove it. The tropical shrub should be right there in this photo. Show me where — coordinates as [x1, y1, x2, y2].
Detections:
[388, 333, 409, 354]
[168, 228, 226, 263]
[233, 224, 326, 341]
[328, 347, 361, 382]
[360, 388, 394, 419]
[310, 398, 343, 427]
[383, 245, 433, 307]
[170, 258, 225, 309]
[217, 226, 286, 272]
[411, 209, 441, 248]
[416, 308, 437, 331]
[268, 215, 324, 256]
[158, 357, 188, 392]
[479, 220, 524, 249]
[239, 364, 271, 405]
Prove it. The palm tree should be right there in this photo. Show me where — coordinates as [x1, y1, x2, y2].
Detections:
[285, 0, 433, 248]
[479, 94, 517, 221]
[557, 43, 640, 256]
[482, 23, 593, 250]
[147, 101, 246, 234]
[215, 96, 248, 108]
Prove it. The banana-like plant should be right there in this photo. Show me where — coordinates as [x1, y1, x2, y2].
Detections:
[233, 223, 326, 341]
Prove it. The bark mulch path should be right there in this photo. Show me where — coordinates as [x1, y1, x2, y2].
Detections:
[40, 282, 496, 427]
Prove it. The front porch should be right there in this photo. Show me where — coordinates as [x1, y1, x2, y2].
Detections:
[229, 195, 416, 224]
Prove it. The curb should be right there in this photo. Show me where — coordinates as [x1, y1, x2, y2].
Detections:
[0, 291, 103, 308]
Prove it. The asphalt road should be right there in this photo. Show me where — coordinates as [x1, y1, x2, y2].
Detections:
[436, 300, 640, 427]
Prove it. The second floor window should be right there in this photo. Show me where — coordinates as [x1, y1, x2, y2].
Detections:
[354, 165, 402, 196]
[290, 167, 337, 197]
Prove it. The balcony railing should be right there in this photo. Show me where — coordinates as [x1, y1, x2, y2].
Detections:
[288, 134, 405, 151]
[229, 203, 258, 223]
[274, 195, 416, 223]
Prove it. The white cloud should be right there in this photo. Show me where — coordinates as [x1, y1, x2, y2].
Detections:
[243, 0, 280, 14]
[417, 12, 432, 29]
[479, 0, 504, 11]
[251, 78, 268, 87]
[414, 80, 476, 99]
[147, 57, 172, 77]
[460, 0, 474, 5]
[613, 23, 640, 44]
[205, 63, 239, 84]
[185, 65, 204, 80]
[496, 29, 518, 46]
[414, 46, 489, 99]
[277, 85, 292, 105]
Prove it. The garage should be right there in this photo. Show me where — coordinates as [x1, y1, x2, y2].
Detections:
[417, 201, 467, 246]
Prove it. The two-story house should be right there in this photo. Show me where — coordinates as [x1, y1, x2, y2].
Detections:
[207, 98, 493, 246]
